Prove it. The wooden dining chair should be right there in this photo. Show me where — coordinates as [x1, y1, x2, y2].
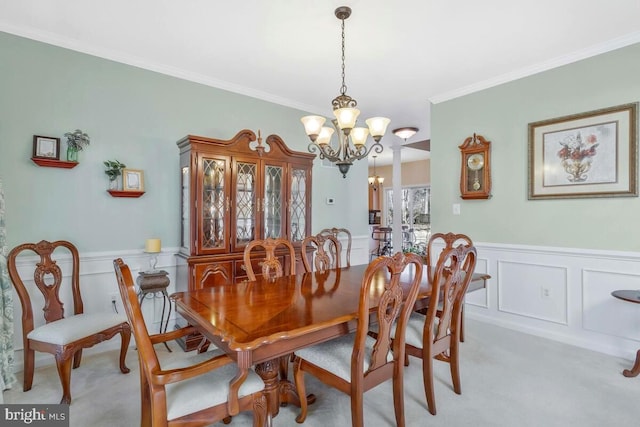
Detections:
[243, 237, 296, 281]
[113, 258, 267, 427]
[7, 240, 131, 404]
[293, 252, 424, 427]
[319, 227, 352, 267]
[405, 244, 477, 415]
[301, 233, 341, 273]
[426, 232, 474, 342]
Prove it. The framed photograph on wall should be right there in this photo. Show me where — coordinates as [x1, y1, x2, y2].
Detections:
[122, 169, 145, 191]
[32, 135, 60, 160]
[528, 103, 638, 199]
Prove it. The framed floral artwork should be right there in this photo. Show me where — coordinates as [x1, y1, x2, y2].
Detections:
[528, 103, 638, 199]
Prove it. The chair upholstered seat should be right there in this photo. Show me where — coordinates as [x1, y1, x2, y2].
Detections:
[28, 313, 128, 345]
[165, 360, 265, 420]
[295, 333, 393, 382]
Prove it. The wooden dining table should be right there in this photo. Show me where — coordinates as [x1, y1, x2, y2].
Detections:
[173, 263, 490, 420]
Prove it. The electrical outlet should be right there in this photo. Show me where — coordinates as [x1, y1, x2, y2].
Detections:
[541, 286, 551, 299]
[110, 293, 121, 313]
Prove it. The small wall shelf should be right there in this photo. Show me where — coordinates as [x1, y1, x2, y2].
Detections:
[31, 158, 78, 169]
[107, 190, 145, 198]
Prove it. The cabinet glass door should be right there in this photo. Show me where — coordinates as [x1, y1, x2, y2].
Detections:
[201, 157, 227, 252]
[234, 160, 257, 247]
[180, 165, 190, 253]
[263, 164, 284, 239]
[289, 166, 308, 242]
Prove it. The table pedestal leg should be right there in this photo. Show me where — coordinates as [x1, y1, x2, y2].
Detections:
[255, 357, 316, 419]
[623, 349, 640, 377]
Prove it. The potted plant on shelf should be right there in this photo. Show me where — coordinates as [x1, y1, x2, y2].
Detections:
[64, 129, 90, 162]
[104, 159, 126, 190]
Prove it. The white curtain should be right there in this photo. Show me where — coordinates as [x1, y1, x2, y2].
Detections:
[0, 177, 16, 392]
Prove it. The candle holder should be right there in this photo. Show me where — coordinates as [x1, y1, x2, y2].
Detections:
[144, 238, 161, 273]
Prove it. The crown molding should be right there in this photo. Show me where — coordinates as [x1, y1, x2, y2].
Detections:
[0, 23, 322, 114]
[429, 31, 640, 104]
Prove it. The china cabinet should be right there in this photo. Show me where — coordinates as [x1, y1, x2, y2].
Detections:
[175, 129, 314, 350]
[176, 129, 314, 288]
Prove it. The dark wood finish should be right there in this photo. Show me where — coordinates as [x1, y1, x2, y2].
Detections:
[301, 233, 341, 273]
[405, 245, 477, 415]
[31, 157, 78, 168]
[113, 259, 267, 427]
[175, 129, 314, 290]
[318, 227, 352, 267]
[611, 290, 640, 377]
[243, 238, 296, 282]
[459, 133, 491, 199]
[426, 232, 474, 342]
[107, 189, 145, 198]
[32, 135, 61, 160]
[7, 240, 131, 404]
[172, 263, 490, 421]
[293, 253, 424, 427]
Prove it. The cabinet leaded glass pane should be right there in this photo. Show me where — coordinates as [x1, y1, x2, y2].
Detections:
[235, 162, 256, 245]
[181, 166, 190, 251]
[202, 158, 226, 249]
[264, 165, 283, 238]
[289, 168, 307, 242]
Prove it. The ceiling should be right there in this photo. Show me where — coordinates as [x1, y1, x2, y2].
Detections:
[1, 1, 639, 166]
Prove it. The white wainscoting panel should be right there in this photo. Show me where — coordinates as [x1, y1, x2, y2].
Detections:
[466, 243, 640, 362]
[497, 260, 568, 324]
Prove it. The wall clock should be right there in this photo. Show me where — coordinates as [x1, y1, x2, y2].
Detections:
[459, 133, 491, 199]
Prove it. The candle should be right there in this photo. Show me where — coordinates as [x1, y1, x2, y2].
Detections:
[145, 238, 161, 253]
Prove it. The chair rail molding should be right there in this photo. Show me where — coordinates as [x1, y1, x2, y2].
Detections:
[9, 240, 640, 372]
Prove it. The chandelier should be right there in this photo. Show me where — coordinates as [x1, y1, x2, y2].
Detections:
[368, 155, 384, 190]
[301, 6, 390, 178]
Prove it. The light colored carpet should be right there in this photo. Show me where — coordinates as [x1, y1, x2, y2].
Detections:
[4, 319, 639, 426]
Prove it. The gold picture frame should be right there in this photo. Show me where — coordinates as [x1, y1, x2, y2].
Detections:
[122, 169, 144, 192]
[528, 103, 638, 199]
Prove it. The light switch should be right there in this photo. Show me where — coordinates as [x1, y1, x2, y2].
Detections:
[453, 204, 461, 215]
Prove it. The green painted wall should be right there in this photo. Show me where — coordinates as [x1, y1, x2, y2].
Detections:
[431, 43, 640, 251]
[0, 32, 370, 252]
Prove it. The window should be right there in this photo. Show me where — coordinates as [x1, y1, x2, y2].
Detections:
[384, 186, 431, 248]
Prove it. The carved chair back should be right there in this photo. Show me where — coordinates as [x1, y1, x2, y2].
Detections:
[301, 233, 341, 273]
[243, 237, 296, 281]
[319, 227, 352, 267]
[426, 232, 473, 284]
